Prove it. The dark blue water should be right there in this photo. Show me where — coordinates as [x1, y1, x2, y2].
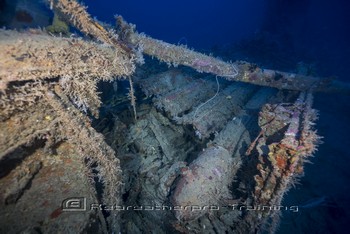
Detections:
[84, 0, 266, 49]
[85, 0, 350, 82]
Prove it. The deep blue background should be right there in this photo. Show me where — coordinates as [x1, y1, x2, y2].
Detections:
[84, 0, 266, 49]
[84, 0, 349, 81]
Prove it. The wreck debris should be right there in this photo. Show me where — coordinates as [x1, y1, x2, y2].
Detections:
[246, 91, 321, 233]
[44, 87, 124, 229]
[0, 80, 125, 232]
[127, 76, 137, 120]
[0, 142, 107, 233]
[212, 87, 278, 152]
[140, 70, 268, 140]
[178, 82, 258, 139]
[0, 27, 133, 232]
[0, 29, 135, 118]
[135, 68, 318, 233]
[171, 86, 277, 230]
[3, 160, 42, 205]
[134, 69, 282, 230]
[0, 0, 336, 233]
[119, 108, 191, 233]
[0, 100, 58, 159]
[172, 145, 238, 221]
[136, 35, 349, 93]
[0, 29, 134, 90]
[155, 78, 218, 118]
[139, 69, 193, 97]
[47, 0, 140, 115]
[47, 0, 131, 54]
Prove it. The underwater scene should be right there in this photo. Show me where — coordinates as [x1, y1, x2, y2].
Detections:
[0, 0, 349, 233]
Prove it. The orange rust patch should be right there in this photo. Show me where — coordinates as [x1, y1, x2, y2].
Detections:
[276, 154, 287, 170]
[50, 207, 63, 219]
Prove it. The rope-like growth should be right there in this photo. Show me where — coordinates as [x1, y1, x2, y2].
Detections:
[128, 76, 137, 120]
[193, 76, 220, 120]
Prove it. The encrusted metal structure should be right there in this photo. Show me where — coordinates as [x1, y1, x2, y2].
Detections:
[0, 0, 338, 233]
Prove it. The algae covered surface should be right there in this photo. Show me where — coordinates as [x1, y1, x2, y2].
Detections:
[0, 0, 349, 233]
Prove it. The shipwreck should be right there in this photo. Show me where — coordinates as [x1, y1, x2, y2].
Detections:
[0, 0, 348, 233]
